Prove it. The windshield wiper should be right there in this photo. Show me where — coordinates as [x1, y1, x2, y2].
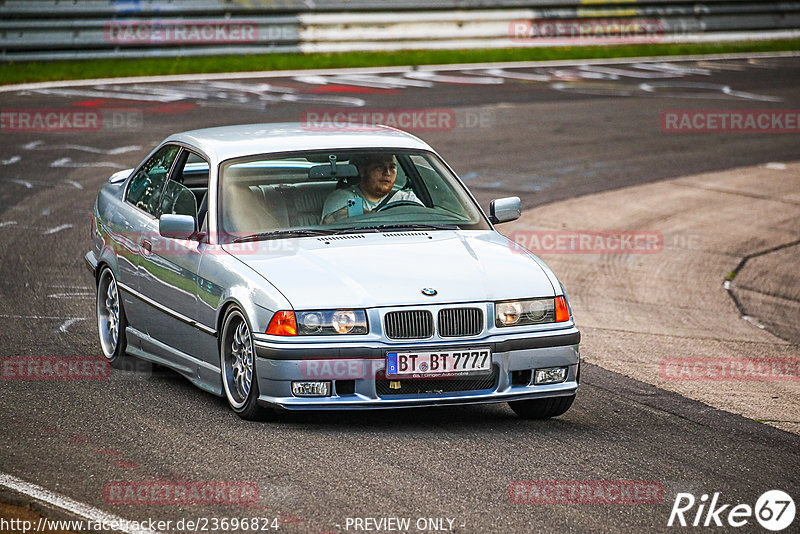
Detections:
[234, 223, 459, 242]
[232, 229, 337, 243]
[351, 223, 459, 232]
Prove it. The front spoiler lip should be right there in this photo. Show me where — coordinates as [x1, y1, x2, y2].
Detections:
[258, 381, 578, 411]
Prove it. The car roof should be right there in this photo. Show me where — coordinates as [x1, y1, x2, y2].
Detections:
[165, 122, 435, 162]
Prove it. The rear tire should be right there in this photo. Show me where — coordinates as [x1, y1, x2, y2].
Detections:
[509, 394, 575, 419]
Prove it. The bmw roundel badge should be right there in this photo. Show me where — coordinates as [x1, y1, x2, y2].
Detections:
[421, 288, 437, 296]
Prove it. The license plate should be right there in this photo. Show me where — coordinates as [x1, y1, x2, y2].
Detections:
[386, 348, 492, 377]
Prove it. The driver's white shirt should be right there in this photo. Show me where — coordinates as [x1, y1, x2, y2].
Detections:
[321, 185, 421, 223]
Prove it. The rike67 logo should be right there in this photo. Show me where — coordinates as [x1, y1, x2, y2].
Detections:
[668, 490, 795, 531]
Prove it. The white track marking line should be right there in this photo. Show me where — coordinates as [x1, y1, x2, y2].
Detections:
[632, 62, 712, 76]
[404, 71, 504, 84]
[42, 224, 73, 235]
[50, 158, 125, 169]
[22, 142, 141, 155]
[280, 93, 366, 107]
[579, 65, 676, 78]
[10, 179, 33, 189]
[0, 221, 18, 228]
[47, 291, 93, 299]
[58, 317, 88, 333]
[0, 314, 87, 320]
[30, 87, 184, 102]
[476, 68, 551, 81]
[338, 74, 434, 87]
[203, 80, 298, 94]
[64, 180, 84, 190]
[764, 162, 787, 170]
[1, 156, 21, 165]
[1, 51, 797, 93]
[0, 473, 163, 534]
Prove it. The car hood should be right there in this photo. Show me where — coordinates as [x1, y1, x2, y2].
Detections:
[226, 231, 556, 309]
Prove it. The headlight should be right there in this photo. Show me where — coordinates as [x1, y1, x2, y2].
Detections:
[496, 301, 523, 325]
[297, 310, 368, 335]
[495, 297, 569, 327]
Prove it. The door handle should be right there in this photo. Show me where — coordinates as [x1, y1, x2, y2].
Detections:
[140, 239, 152, 253]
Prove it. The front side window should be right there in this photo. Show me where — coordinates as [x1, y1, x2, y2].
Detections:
[160, 150, 209, 222]
[126, 144, 180, 216]
[218, 149, 489, 240]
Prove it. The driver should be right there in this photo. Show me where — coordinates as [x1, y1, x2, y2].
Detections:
[320, 154, 422, 224]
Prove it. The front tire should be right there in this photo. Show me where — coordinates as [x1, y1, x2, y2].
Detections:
[509, 394, 575, 420]
[96, 267, 127, 366]
[220, 308, 272, 421]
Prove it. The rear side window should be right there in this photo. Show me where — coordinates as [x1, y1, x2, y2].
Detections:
[126, 145, 180, 216]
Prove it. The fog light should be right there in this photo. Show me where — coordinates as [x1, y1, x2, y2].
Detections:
[291, 381, 331, 397]
[534, 367, 568, 385]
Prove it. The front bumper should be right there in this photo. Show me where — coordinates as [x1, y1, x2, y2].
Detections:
[252, 328, 580, 410]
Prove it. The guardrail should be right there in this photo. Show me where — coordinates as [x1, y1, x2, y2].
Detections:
[1, 1, 799, 61]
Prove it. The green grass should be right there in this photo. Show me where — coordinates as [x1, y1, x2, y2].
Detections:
[2, 39, 799, 85]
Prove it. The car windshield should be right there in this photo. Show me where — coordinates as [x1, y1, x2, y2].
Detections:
[218, 149, 490, 240]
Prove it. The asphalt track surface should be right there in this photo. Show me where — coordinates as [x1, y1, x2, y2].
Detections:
[0, 55, 798, 533]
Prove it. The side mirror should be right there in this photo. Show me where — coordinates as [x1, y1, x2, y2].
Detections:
[489, 197, 521, 224]
[159, 214, 196, 239]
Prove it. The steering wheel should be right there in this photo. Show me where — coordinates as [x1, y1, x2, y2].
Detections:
[376, 200, 422, 212]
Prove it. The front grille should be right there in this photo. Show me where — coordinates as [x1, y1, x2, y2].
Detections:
[384, 310, 434, 339]
[438, 307, 483, 337]
[375, 367, 498, 396]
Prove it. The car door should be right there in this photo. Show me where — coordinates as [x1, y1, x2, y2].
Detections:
[135, 148, 212, 371]
[116, 144, 181, 337]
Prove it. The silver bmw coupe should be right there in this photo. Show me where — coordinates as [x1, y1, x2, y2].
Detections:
[87, 123, 580, 420]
